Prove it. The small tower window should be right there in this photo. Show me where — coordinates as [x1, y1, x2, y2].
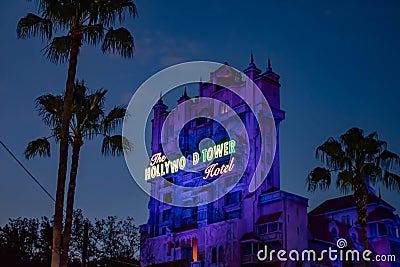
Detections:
[220, 101, 229, 114]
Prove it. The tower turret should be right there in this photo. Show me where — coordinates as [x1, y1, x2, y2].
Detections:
[151, 94, 168, 154]
[244, 52, 261, 80]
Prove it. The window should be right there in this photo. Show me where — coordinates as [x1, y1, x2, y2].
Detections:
[331, 227, 338, 238]
[198, 210, 207, 220]
[162, 209, 171, 222]
[296, 208, 299, 217]
[268, 223, 278, 233]
[225, 191, 241, 206]
[164, 192, 172, 203]
[388, 226, 393, 237]
[218, 246, 224, 263]
[182, 208, 192, 219]
[258, 222, 282, 235]
[341, 215, 350, 225]
[378, 223, 387, 236]
[220, 101, 229, 114]
[258, 224, 268, 235]
[242, 243, 252, 256]
[211, 247, 217, 263]
[369, 224, 377, 237]
[227, 210, 241, 219]
[198, 193, 207, 204]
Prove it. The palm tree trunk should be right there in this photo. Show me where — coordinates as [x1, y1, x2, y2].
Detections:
[51, 30, 82, 267]
[60, 138, 82, 267]
[354, 182, 369, 266]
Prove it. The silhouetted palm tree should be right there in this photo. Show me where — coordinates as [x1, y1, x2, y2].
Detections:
[307, 128, 400, 253]
[17, 2, 136, 266]
[25, 81, 129, 267]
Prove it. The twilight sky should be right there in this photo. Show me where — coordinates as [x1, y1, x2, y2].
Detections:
[0, 0, 399, 226]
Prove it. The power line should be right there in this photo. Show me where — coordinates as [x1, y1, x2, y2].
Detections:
[1, 140, 141, 266]
[0, 140, 56, 202]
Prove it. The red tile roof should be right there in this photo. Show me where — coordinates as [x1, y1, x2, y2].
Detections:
[256, 212, 282, 225]
[240, 231, 262, 241]
[367, 207, 396, 222]
[309, 194, 393, 216]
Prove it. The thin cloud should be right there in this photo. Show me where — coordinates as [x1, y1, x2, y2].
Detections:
[133, 31, 203, 67]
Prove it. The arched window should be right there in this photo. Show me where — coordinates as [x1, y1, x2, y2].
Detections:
[218, 246, 224, 263]
[331, 227, 338, 238]
[211, 247, 217, 263]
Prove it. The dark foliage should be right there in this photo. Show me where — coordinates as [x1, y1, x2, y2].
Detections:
[0, 210, 139, 267]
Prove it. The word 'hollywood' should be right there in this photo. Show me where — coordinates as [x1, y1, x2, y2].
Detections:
[144, 140, 236, 181]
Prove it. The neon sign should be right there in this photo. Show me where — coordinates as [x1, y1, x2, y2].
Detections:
[144, 140, 236, 181]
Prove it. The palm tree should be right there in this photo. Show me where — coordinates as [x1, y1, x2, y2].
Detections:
[25, 81, 130, 267]
[307, 128, 400, 252]
[17, 1, 136, 266]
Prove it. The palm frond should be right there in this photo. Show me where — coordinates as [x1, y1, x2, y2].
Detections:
[73, 82, 106, 135]
[316, 137, 348, 169]
[25, 138, 51, 159]
[361, 163, 381, 182]
[381, 171, 400, 191]
[95, 0, 138, 26]
[43, 35, 71, 64]
[101, 27, 134, 58]
[340, 127, 364, 159]
[101, 135, 131, 156]
[363, 132, 386, 160]
[82, 24, 105, 45]
[36, 94, 63, 127]
[378, 150, 400, 169]
[89, 89, 107, 111]
[17, 13, 52, 40]
[336, 170, 354, 194]
[306, 167, 331, 192]
[103, 106, 126, 134]
[40, 0, 76, 30]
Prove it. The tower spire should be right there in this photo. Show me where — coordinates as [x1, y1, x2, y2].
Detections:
[250, 51, 254, 64]
[268, 58, 271, 69]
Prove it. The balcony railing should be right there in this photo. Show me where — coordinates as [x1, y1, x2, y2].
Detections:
[260, 231, 283, 242]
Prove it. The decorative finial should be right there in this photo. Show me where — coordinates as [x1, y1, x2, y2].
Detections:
[268, 58, 271, 69]
[159, 92, 163, 99]
[251, 51, 254, 64]
[183, 87, 188, 97]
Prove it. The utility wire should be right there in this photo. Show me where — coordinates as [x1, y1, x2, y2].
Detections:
[1, 140, 141, 266]
[0, 140, 56, 202]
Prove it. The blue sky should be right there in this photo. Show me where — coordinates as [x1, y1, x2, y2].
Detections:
[0, 0, 399, 225]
